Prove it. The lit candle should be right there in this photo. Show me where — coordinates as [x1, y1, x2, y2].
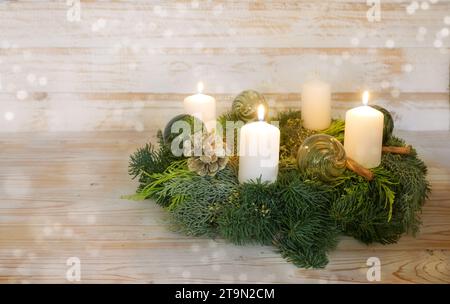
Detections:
[301, 78, 331, 130]
[344, 91, 384, 168]
[183, 82, 216, 131]
[238, 105, 280, 183]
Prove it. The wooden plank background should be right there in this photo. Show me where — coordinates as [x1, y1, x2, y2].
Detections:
[0, 130, 449, 283]
[0, 0, 449, 132]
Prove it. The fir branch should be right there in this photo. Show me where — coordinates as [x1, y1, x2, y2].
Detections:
[166, 166, 239, 236]
[128, 143, 163, 179]
[128, 130, 179, 191]
[275, 173, 338, 268]
[381, 140, 430, 234]
[322, 119, 345, 142]
[218, 179, 281, 245]
[127, 160, 192, 203]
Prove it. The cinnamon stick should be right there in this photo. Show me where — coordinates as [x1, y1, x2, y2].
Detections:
[382, 145, 412, 155]
[346, 157, 374, 181]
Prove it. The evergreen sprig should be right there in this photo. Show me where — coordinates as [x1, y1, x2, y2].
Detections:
[218, 179, 281, 245]
[382, 136, 430, 234]
[275, 172, 339, 268]
[323, 119, 345, 142]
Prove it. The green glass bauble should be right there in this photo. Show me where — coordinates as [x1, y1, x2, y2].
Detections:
[163, 114, 205, 146]
[371, 105, 394, 144]
[232, 90, 269, 122]
[297, 134, 347, 182]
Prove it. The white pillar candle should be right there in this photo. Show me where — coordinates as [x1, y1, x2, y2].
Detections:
[344, 91, 384, 169]
[183, 82, 216, 131]
[301, 78, 332, 130]
[238, 105, 280, 184]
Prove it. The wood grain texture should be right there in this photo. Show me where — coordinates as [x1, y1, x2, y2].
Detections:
[0, 0, 449, 49]
[1, 92, 448, 132]
[0, 130, 449, 283]
[0, 47, 448, 93]
[0, 0, 449, 132]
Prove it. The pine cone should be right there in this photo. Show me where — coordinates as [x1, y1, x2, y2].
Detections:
[187, 132, 228, 176]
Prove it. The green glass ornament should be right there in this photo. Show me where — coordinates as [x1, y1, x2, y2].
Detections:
[370, 105, 394, 144]
[297, 134, 347, 182]
[232, 90, 269, 122]
[163, 114, 205, 146]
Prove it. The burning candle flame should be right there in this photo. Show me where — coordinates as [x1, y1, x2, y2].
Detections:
[257, 104, 265, 121]
[362, 91, 369, 106]
[197, 82, 204, 94]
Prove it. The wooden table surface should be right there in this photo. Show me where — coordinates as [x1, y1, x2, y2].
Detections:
[0, 130, 449, 284]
